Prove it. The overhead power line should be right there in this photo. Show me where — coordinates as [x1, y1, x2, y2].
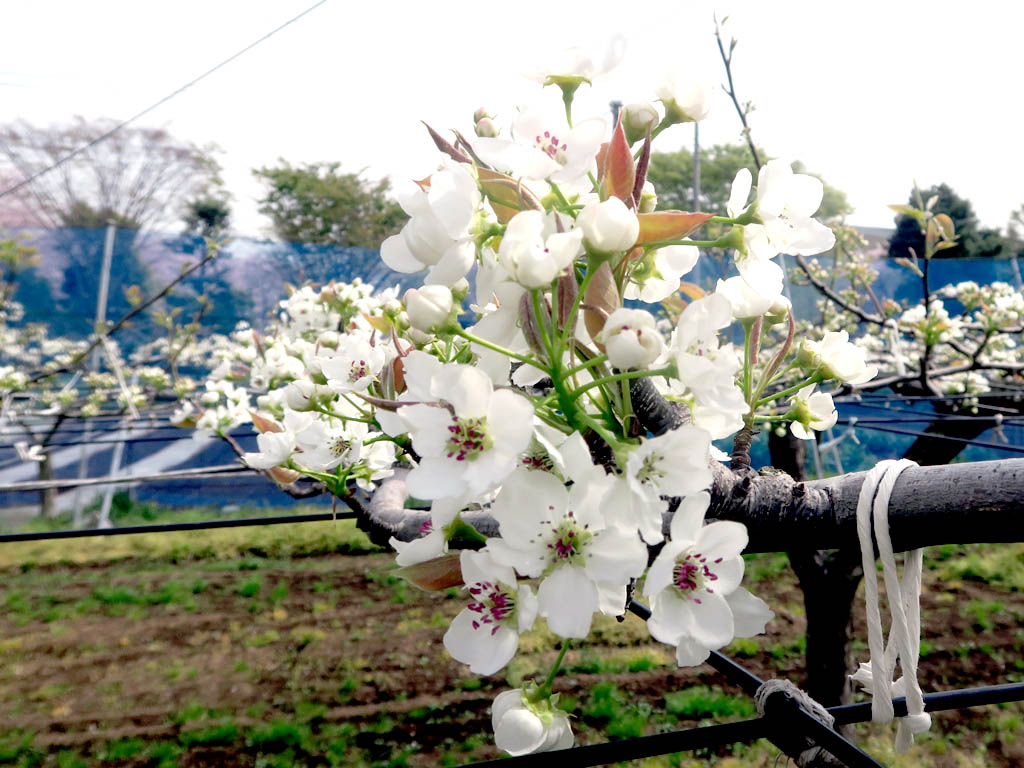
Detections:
[0, 0, 329, 202]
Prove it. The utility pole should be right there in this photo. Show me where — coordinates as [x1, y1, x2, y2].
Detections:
[71, 222, 116, 525]
[610, 100, 622, 127]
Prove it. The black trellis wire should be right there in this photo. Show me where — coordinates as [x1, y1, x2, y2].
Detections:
[463, 600, 1024, 768]
[0, 509, 357, 543]
[1, 503, 1023, 765]
[0, 430, 258, 448]
[834, 419, 1024, 455]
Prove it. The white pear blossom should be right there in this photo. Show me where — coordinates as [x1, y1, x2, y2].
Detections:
[241, 431, 295, 470]
[622, 425, 714, 544]
[14, 442, 44, 462]
[525, 33, 626, 84]
[492, 688, 573, 756]
[390, 496, 465, 566]
[319, 333, 386, 394]
[715, 275, 782, 321]
[487, 468, 647, 638]
[475, 108, 605, 185]
[596, 308, 666, 369]
[799, 330, 878, 386]
[381, 163, 481, 285]
[731, 160, 836, 264]
[498, 211, 584, 288]
[644, 492, 773, 666]
[577, 197, 639, 253]
[667, 295, 749, 439]
[444, 549, 538, 676]
[785, 385, 838, 440]
[625, 244, 699, 303]
[399, 365, 534, 499]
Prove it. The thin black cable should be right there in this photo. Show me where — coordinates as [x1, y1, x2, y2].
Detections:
[0, 430, 257, 448]
[0, 0, 329, 202]
[835, 420, 1024, 454]
[0, 509, 355, 543]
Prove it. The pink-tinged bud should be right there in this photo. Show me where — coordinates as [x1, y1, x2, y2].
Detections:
[556, 271, 579, 335]
[577, 197, 639, 254]
[621, 101, 659, 145]
[404, 285, 453, 332]
[474, 117, 498, 138]
[473, 106, 492, 124]
[596, 308, 665, 369]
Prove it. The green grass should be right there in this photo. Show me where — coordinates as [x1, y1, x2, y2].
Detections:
[0, 501, 381, 569]
[664, 685, 757, 720]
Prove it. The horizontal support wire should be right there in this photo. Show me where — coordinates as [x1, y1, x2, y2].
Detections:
[463, 681, 1024, 768]
[835, 420, 1024, 454]
[0, 464, 249, 492]
[629, 603, 884, 768]
[0, 509, 357, 543]
[0, 431, 257, 448]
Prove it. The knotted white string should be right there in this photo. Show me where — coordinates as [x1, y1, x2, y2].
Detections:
[852, 459, 931, 752]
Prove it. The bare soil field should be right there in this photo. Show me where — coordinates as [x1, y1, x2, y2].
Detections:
[1, 516, 1023, 767]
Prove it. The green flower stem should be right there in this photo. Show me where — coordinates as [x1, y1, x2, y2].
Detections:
[547, 180, 573, 213]
[452, 328, 539, 367]
[540, 639, 573, 697]
[641, 234, 735, 251]
[755, 375, 823, 408]
[564, 354, 609, 378]
[559, 255, 599, 349]
[532, 289, 560, 364]
[742, 321, 754, 407]
[567, 366, 674, 403]
[341, 393, 372, 418]
[313, 405, 376, 425]
[362, 434, 400, 446]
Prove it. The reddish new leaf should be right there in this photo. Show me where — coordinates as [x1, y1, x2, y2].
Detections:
[583, 261, 620, 346]
[602, 116, 635, 204]
[636, 211, 715, 245]
[394, 553, 465, 591]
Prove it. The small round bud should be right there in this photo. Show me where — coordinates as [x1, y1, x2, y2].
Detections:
[621, 101, 659, 144]
[404, 285, 454, 332]
[474, 117, 499, 138]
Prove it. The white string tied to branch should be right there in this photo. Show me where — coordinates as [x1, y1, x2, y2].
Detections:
[852, 458, 931, 752]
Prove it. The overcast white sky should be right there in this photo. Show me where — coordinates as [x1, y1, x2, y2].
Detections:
[4, 0, 1022, 239]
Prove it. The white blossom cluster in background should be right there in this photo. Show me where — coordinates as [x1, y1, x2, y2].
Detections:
[180, 36, 900, 756]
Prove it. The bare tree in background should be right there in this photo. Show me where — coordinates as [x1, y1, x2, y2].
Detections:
[0, 117, 219, 230]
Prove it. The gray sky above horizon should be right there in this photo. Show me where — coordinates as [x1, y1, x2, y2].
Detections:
[4, 0, 1022, 239]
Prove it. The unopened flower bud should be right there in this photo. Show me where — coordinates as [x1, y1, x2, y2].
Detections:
[596, 308, 665, 369]
[318, 330, 340, 348]
[638, 181, 658, 213]
[283, 379, 324, 411]
[621, 101, 659, 144]
[475, 117, 499, 138]
[404, 285, 454, 332]
[656, 75, 711, 125]
[451, 278, 471, 303]
[764, 296, 791, 327]
[577, 197, 639, 254]
[473, 106, 493, 124]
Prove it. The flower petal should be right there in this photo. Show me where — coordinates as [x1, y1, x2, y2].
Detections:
[538, 565, 598, 638]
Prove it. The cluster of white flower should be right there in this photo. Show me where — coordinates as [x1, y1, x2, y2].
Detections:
[176, 39, 895, 757]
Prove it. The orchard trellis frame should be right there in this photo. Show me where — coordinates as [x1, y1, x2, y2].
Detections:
[3, 458, 1024, 767]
